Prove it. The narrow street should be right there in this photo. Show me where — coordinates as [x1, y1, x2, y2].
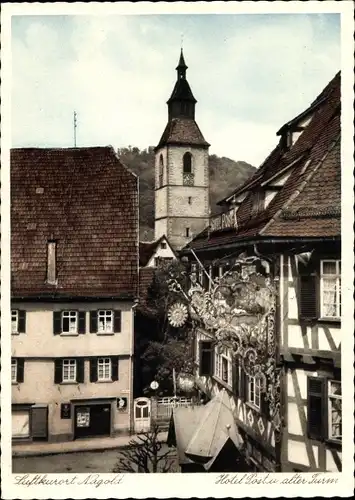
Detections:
[13, 444, 179, 473]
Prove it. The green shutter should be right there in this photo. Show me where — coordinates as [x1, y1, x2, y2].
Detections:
[114, 311, 122, 333]
[111, 357, 119, 381]
[307, 377, 326, 440]
[18, 311, 26, 333]
[240, 369, 247, 401]
[53, 311, 62, 335]
[78, 312, 86, 334]
[232, 360, 239, 397]
[90, 359, 98, 382]
[77, 358, 85, 383]
[90, 311, 98, 333]
[17, 358, 24, 383]
[54, 359, 62, 384]
[299, 275, 318, 319]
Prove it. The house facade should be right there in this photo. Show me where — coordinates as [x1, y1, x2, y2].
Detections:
[154, 50, 210, 251]
[11, 147, 138, 442]
[139, 235, 177, 268]
[180, 72, 341, 472]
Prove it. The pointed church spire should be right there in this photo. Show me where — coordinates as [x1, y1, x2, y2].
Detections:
[167, 49, 196, 120]
[176, 49, 187, 79]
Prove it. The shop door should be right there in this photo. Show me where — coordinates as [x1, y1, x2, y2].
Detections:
[134, 398, 151, 433]
[74, 404, 111, 439]
[12, 410, 30, 438]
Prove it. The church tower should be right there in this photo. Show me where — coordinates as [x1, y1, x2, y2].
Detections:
[154, 50, 210, 251]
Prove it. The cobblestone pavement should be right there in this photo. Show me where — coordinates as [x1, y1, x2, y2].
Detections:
[12, 445, 179, 473]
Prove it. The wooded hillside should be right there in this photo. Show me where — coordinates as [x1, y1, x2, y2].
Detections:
[117, 146, 256, 240]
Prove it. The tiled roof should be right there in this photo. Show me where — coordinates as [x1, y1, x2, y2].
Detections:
[11, 146, 139, 299]
[184, 71, 340, 252]
[156, 118, 210, 150]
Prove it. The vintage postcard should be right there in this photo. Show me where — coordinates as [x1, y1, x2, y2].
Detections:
[1, 1, 354, 498]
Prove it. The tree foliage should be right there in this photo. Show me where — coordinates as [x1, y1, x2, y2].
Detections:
[112, 423, 175, 473]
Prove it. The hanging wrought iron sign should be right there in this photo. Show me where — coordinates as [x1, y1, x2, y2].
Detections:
[166, 256, 282, 435]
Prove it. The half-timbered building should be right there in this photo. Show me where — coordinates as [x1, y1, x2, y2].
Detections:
[180, 71, 341, 472]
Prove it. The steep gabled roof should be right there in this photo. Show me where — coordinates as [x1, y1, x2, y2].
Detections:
[11, 146, 139, 299]
[183, 71, 340, 252]
[139, 235, 177, 267]
[156, 118, 210, 150]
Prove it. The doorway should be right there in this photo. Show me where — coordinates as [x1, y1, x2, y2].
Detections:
[134, 398, 151, 433]
[74, 403, 111, 439]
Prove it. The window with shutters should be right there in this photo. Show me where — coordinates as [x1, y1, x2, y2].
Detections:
[12, 310, 19, 334]
[97, 358, 112, 381]
[11, 359, 17, 383]
[98, 310, 113, 334]
[62, 311, 78, 334]
[320, 260, 341, 319]
[247, 376, 261, 410]
[62, 359, 77, 382]
[214, 347, 232, 387]
[328, 380, 341, 441]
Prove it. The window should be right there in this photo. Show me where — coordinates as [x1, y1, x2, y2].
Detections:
[62, 359, 77, 382]
[62, 311, 78, 334]
[186, 228, 190, 238]
[12, 310, 18, 334]
[97, 358, 112, 381]
[12, 359, 17, 383]
[188, 196, 192, 205]
[53, 311, 85, 335]
[214, 347, 232, 386]
[98, 310, 113, 333]
[183, 152, 192, 174]
[307, 376, 341, 442]
[11, 358, 24, 383]
[247, 376, 261, 409]
[160, 241, 167, 249]
[320, 260, 341, 318]
[328, 380, 341, 440]
[12, 310, 26, 334]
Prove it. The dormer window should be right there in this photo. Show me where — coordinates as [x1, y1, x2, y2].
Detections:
[47, 240, 57, 285]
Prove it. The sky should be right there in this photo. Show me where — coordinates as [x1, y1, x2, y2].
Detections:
[11, 13, 340, 167]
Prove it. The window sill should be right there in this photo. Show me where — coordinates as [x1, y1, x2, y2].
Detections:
[12, 382, 19, 385]
[96, 379, 114, 383]
[245, 401, 261, 413]
[326, 437, 342, 448]
[60, 381, 79, 385]
[12, 332, 20, 336]
[96, 332, 115, 336]
[318, 317, 341, 324]
[60, 333, 79, 337]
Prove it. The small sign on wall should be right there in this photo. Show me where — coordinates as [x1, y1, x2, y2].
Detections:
[60, 403, 71, 419]
[117, 397, 128, 411]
